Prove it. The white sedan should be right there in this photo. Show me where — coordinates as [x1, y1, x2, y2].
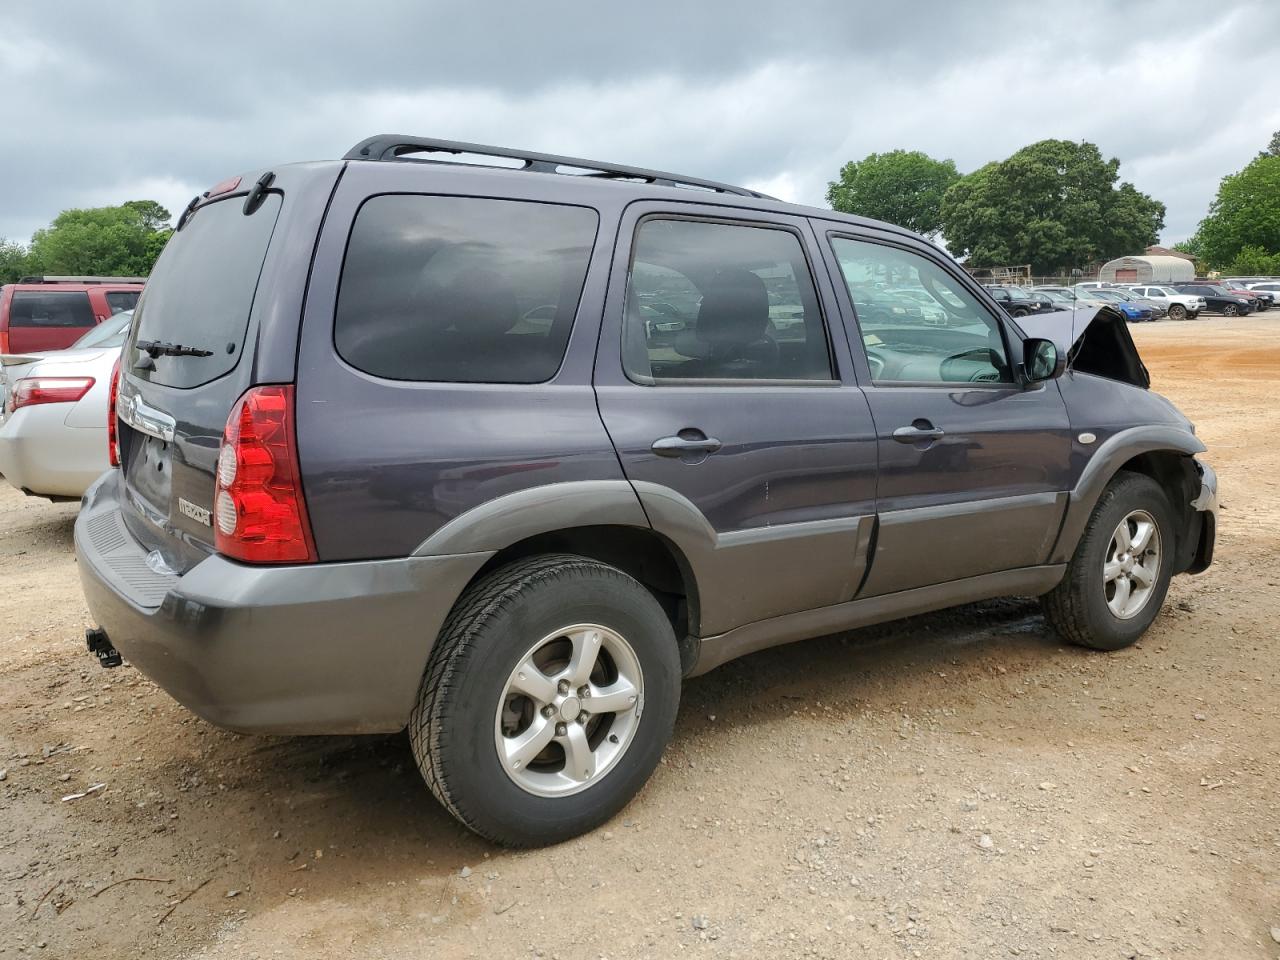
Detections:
[0, 312, 129, 500]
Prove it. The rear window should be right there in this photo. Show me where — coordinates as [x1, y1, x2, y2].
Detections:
[106, 291, 139, 313]
[130, 193, 282, 388]
[335, 195, 598, 383]
[9, 291, 94, 328]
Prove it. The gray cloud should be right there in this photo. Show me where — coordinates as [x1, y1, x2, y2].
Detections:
[2, 0, 1277, 248]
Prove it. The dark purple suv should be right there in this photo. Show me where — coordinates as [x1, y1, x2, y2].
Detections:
[75, 135, 1217, 846]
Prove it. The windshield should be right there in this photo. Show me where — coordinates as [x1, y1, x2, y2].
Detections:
[72, 310, 132, 348]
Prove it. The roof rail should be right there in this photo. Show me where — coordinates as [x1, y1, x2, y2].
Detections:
[17, 275, 146, 285]
[343, 134, 773, 200]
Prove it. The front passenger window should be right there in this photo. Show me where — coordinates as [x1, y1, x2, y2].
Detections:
[830, 237, 1013, 385]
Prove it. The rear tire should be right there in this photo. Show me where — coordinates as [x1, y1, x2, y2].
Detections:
[1042, 472, 1175, 651]
[409, 554, 681, 847]
[1168, 304, 1187, 321]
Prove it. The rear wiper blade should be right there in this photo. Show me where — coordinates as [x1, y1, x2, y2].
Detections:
[135, 339, 214, 359]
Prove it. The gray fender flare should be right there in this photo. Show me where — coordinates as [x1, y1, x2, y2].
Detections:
[1048, 425, 1206, 564]
[412, 480, 651, 556]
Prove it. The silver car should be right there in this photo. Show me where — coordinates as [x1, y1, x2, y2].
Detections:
[0, 311, 129, 499]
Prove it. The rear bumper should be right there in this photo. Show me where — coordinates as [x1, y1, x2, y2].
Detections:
[0, 405, 106, 498]
[75, 471, 492, 734]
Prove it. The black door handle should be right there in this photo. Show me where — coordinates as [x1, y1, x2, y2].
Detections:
[892, 420, 945, 443]
[652, 432, 722, 457]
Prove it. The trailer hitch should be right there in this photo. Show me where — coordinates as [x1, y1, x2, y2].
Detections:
[85, 628, 122, 669]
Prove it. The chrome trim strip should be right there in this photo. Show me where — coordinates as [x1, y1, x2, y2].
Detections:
[118, 391, 176, 442]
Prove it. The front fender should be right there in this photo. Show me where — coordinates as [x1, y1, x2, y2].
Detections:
[1048, 425, 1206, 564]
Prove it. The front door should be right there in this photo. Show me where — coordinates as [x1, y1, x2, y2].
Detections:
[594, 204, 879, 637]
[819, 228, 1074, 597]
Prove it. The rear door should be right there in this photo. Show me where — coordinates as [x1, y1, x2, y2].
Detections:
[594, 202, 878, 636]
[817, 227, 1073, 597]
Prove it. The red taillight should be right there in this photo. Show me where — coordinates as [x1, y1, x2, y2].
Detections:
[107, 358, 121, 467]
[213, 385, 316, 564]
[9, 376, 95, 412]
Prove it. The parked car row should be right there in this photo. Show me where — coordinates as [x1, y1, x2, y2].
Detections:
[1024, 277, 1264, 323]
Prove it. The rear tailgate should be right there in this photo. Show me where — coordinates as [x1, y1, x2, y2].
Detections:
[114, 165, 341, 572]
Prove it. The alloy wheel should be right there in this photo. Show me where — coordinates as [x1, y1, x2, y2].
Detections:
[1103, 509, 1161, 620]
[494, 624, 644, 797]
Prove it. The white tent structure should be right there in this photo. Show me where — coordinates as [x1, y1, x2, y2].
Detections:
[1098, 255, 1195, 284]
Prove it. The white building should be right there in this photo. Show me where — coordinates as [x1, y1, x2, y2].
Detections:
[1098, 255, 1195, 284]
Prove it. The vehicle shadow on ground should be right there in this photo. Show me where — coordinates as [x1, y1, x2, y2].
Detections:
[141, 597, 1067, 887]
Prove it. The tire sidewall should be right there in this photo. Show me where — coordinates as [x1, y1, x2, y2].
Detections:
[428, 563, 680, 844]
[1075, 477, 1176, 649]
[1169, 304, 1186, 321]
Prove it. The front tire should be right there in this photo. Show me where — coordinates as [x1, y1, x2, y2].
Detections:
[1042, 472, 1175, 651]
[1168, 304, 1187, 321]
[1222, 304, 1239, 317]
[409, 554, 681, 846]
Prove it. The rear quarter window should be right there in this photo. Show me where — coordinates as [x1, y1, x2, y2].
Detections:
[334, 195, 598, 383]
[9, 290, 94, 328]
[106, 291, 140, 313]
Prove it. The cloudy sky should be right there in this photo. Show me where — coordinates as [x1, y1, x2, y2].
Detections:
[2, 0, 1278, 248]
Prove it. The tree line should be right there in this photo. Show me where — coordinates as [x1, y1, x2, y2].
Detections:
[0, 200, 173, 283]
[828, 133, 1280, 276]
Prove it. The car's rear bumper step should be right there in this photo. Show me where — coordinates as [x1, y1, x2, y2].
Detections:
[75, 471, 493, 735]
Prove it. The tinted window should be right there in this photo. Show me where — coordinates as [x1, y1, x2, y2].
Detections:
[623, 218, 832, 383]
[106, 291, 139, 314]
[336, 195, 597, 383]
[9, 291, 94, 328]
[131, 193, 282, 388]
[830, 237, 1012, 385]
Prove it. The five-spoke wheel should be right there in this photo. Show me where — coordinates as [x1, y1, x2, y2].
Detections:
[496, 624, 643, 796]
[1043, 471, 1175, 651]
[410, 554, 680, 846]
[1103, 509, 1161, 620]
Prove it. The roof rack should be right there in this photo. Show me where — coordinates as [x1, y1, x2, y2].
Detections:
[343, 134, 773, 200]
[17, 275, 146, 285]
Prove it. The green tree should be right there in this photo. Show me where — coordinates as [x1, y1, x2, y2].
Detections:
[1264, 130, 1280, 158]
[123, 199, 172, 232]
[1194, 154, 1280, 268]
[0, 239, 32, 284]
[938, 139, 1165, 275]
[1224, 244, 1280, 276]
[826, 150, 960, 236]
[25, 202, 172, 277]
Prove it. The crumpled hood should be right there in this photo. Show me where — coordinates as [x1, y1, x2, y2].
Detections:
[1015, 305, 1150, 389]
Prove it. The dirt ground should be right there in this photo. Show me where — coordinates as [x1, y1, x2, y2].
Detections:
[1, 316, 1277, 960]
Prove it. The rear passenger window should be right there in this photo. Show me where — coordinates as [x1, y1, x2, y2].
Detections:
[623, 218, 832, 383]
[106, 291, 139, 314]
[9, 291, 94, 328]
[335, 196, 598, 383]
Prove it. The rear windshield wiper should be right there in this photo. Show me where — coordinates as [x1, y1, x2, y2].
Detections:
[135, 339, 214, 359]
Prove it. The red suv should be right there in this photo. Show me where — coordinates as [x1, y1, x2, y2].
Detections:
[0, 276, 145, 354]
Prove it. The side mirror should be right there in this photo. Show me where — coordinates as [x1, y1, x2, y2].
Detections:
[1023, 338, 1065, 383]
